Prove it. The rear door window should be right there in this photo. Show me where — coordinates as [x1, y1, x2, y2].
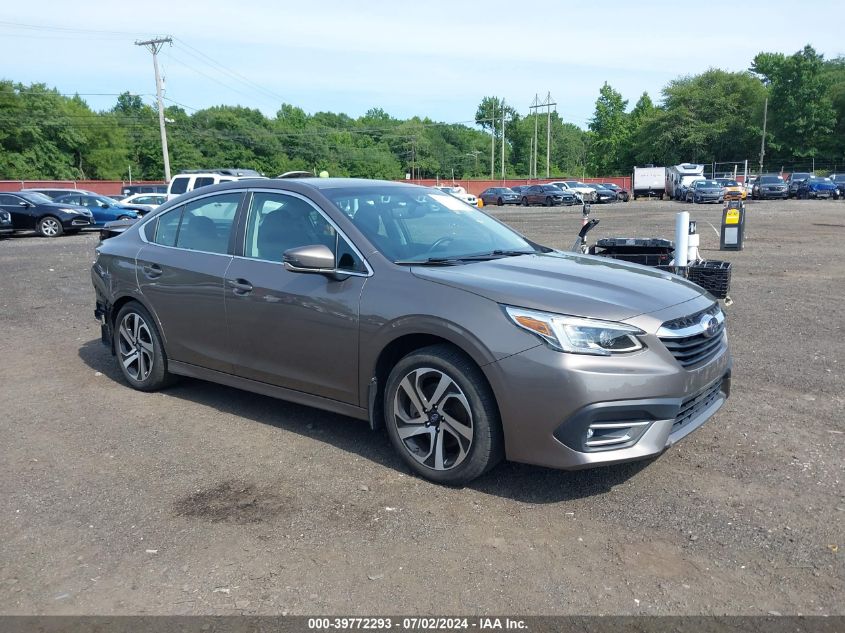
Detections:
[152, 206, 183, 247]
[193, 177, 215, 190]
[175, 192, 241, 254]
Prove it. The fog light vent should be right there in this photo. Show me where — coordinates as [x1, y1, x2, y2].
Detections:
[584, 421, 650, 450]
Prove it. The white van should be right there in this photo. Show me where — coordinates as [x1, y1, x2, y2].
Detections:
[167, 169, 266, 200]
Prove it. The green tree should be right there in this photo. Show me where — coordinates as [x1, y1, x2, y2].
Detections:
[587, 82, 629, 175]
[751, 45, 836, 160]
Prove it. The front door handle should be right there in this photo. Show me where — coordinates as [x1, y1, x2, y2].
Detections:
[142, 263, 162, 279]
[227, 278, 254, 295]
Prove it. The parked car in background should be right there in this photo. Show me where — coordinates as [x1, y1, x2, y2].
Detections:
[22, 187, 99, 200]
[786, 172, 813, 198]
[584, 184, 618, 204]
[91, 178, 731, 485]
[519, 184, 571, 206]
[120, 193, 168, 213]
[714, 178, 746, 200]
[168, 169, 266, 200]
[550, 180, 595, 202]
[437, 186, 478, 206]
[509, 185, 528, 195]
[685, 179, 724, 204]
[796, 177, 839, 200]
[53, 193, 142, 226]
[546, 185, 579, 206]
[0, 191, 93, 237]
[750, 174, 789, 199]
[479, 187, 521, 206]
[122, 184, 168, 197]
[600, 183, 630, 202]
[0, 209, 13, 237]
[827, 174, 845, 199]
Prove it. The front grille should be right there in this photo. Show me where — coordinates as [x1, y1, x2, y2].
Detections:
[659, 305, 727, 367]
[673, 379, 723, 433]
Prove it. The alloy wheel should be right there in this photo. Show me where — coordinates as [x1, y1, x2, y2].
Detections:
[41, 218, 60, 236]
[118, 312, 155, 381]
[393, 367, 473, 471]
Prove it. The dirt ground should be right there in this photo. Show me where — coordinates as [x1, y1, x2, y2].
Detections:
[0, 197, 842, 616]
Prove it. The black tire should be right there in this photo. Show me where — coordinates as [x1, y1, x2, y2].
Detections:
[113, 301, 176, 392]
[521, 197, 529, 206]
[117, 215, 132, 221]
[383, 344, 503, 485]
[37, 216, 63, 238]
[544, 196, 552, 207]
[496, 197, 503, 206]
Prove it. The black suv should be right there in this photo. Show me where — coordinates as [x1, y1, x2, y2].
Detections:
[751, 174, 789, 200]
[0, 191, 93, 237]
[519, 184, 572, 207]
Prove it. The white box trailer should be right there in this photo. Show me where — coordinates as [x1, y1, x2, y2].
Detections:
[632, 166, 667, 199]
[666, 163, 705, 200]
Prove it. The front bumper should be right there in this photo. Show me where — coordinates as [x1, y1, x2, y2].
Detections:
[485, 297, 732, 470]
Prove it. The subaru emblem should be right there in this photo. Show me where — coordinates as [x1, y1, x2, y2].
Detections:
[700, 314, 719, 338]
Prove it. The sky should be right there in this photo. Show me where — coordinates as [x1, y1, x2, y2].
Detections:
[2, 0, 842, 130]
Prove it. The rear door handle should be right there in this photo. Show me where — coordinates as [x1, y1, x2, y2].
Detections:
[142, 263, 162, 279]
[227, 278, 253, 295]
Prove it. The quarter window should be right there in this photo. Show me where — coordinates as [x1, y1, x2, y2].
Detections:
[152, 206, 183, 247]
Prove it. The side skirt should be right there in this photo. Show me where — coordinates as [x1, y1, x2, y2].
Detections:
[168, 361, 369, 422]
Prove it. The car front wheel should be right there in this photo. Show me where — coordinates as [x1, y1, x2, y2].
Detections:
[37, 216, 63, 237]
[384, 344, 503, 485]
[114, 302, 175, 392]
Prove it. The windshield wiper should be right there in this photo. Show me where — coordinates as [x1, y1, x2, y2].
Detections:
[394, 257, 463, 265]
[454, 249, 536, 260]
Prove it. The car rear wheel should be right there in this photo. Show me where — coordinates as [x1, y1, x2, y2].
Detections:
[384, 344, 503, 485]
[117, 215, 132, 221]
[521, 197, 528, 206]
[114, 302, 175, 392]
[497, 197, 503, 206]
[37, 216, 63, 238]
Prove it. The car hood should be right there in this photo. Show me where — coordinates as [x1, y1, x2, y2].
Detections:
[695, 186, 722, 193]
[411, 252, 706, 322]
[808, 182, 836, 190]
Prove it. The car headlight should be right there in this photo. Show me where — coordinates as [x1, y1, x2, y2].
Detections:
[60, 208, 82, 215]
[505, 306, 645, 355]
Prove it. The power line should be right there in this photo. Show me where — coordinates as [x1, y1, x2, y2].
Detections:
[173, 38, 288, 106]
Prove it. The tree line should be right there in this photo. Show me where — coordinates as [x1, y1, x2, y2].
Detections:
[0, 44, 842, 182]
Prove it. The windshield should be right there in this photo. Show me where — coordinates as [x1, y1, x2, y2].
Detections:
[325, 186, 536, 264]
[791, 173, 810, 180]
[760, 176, 783, 183]
[602, 183, 619, 189]
[808, 177, 830, 184]
[696, 180, 720, 188]
[717, 180, 739, 187]
[19, 192, 53, 204]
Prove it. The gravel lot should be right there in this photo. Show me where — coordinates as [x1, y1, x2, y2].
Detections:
[0, 197, 842, 616]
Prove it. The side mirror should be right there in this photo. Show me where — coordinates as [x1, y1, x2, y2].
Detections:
[283, 244, 336, 273]
[19, 201, 31, 208]
[100, 202, 110, 208]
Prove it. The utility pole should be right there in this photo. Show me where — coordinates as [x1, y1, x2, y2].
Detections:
[543, 92, 557, 178]
[759, 96, 768, 175]
[467, 150, 481, 175]
[491, 109, 496, 180]
[135, 37, 173, 182]
[530, 94, 540, 179]
[501, 101, 506, 181]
